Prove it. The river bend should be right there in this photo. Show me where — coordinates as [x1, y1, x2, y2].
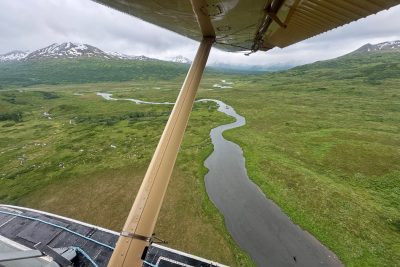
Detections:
[97, 93, 343, 267]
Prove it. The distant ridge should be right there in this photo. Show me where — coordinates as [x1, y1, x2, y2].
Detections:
[353, 40, 400, 53]
[289, 39, 400, 86]
[0, 42, 192, 64]
[167, 55, 192, 64]
[26, 42, 111, 60]
[0, 50, 29, 62]
[105, 52, 153, 61]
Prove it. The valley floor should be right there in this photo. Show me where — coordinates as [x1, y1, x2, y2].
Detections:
[205, 74, 400, 267]
[0, 80, 253, 266]
[0, 72, 399, 266]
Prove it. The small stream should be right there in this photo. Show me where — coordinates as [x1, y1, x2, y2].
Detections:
[97, 93, 343, 267]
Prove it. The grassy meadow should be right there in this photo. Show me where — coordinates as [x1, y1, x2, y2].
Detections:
[0, 80, 253, 266]
[196, 52, 399, 266]
[1, 50, 399, 266]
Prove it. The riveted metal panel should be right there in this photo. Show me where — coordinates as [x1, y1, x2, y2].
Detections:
[92, 0, 399, 52]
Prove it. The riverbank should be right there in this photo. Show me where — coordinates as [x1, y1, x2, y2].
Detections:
[202, 99, 342, 267]
[198, 73, 400, 266]
[97, 94, 342, 266]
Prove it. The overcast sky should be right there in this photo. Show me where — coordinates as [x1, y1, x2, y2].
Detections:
[1, 0, 399, 67]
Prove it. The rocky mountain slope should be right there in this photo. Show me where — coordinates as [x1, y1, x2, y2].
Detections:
[25, 42, 111, 60]
[0, 42, 179, 63]
[168, 55, 192, 64]
[353, 40, 400, 53]
[1, 40, 398, 87]
[289, 40, 400, 85]
[0, 50, 29, 62]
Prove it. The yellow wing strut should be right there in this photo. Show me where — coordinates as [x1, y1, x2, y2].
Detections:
[108, 36, 213, 267]
[108, 1, 214, 265]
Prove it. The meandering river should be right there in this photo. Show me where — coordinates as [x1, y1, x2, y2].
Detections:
[97, 92, 343, 267]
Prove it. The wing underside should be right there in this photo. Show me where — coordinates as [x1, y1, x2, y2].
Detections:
[92, 0, 399, 52]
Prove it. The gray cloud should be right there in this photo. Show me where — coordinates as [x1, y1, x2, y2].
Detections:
[0, 0, 195, 54]
[0, 1, 399, 67]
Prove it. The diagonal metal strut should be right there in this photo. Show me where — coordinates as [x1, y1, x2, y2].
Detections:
[107, 37, 213, 267]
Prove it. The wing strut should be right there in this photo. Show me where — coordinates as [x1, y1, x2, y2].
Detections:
[108, 37, 214, 267]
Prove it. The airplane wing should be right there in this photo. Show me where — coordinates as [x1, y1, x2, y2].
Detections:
[92, 0, 399, 52]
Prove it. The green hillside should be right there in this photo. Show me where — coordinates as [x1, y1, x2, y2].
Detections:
[0, 58, 193, 87]
[291, 50, 400, 84]
[211, 49, 400, 266]
[0, 58, 240, 88]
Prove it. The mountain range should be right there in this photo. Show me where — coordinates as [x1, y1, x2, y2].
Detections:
[0, 42, 191, 64]
[353, 40, 400, 53]
[0, 40, 398, 88]
[167, 55, 192, 64]
[1, 41, 399, 72]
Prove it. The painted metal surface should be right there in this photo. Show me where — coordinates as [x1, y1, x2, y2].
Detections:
[0, 249, 43, 262]
[267, 0, 399, 48]
[92, 0, 399, 52]
[0, 205, 117, 267]
[0, 239, 54, 267]
[107, 38, 213, 267]
[144, 244, 228, 267]
[0, 205, 226, 267]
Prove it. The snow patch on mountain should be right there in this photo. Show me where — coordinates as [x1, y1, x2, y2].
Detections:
[131, 55, 152, 61]
[25, 42, 109, 60]
[168, 55, 192, 64]
[0, 42, 158, 62]
[1, 42, 193, 64]
[354, 40, 400, 53]
[0, 50, 29, 62]
[107, 51, 130, 60]
[106, 52, 151, 61]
